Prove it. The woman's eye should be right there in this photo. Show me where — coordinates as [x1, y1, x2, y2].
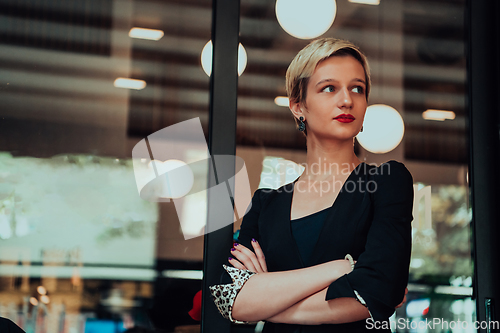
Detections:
[352, 86, 364, 94]
[322, 86, 335, 93]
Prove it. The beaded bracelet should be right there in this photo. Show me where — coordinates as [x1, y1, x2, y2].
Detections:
[345, 254, 355, 270]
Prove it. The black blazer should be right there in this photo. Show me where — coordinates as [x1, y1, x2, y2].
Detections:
[0, 318, 25, 333]
[235, 160, 414, 333]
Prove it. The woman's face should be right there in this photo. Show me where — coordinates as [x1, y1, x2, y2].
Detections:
[302, 55, 367, 141]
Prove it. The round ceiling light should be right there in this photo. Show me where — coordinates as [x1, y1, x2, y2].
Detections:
[356, 104, 405, 154]
[275, 0, 337, 39]
[201, 40, 247, 76]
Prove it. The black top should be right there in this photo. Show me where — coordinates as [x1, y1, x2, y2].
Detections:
[290, 207, 329, 266]
[234, 160, 414, 333]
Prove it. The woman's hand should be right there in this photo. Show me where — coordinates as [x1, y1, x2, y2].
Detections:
[228, 239, 268, 273]
[395, 287, 408, 309]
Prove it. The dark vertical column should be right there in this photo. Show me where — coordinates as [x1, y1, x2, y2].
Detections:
[467, 0, 500, 331]
[201, 0, 240, 332]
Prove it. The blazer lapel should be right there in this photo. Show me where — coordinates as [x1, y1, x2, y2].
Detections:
[307, 163, 371, 266]
[283, 181, 306, 268]
[262, 181, 305, 271]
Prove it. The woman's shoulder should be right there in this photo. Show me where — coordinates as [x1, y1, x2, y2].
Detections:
[253, 181, 293, 206]
[0, 318, 25, 333]
[367, 160, 413, 200]
[252, 185, 281, 202]
[366, 160, 412, 181]
[364, 160, 413, 198]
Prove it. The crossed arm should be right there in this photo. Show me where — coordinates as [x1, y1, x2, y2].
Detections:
[228, 240, 406, 325]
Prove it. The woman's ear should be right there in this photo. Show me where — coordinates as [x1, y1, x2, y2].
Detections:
[289, 100, 304, 121]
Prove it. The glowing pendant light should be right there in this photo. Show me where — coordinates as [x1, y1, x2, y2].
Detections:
[356, 104, 405, 154]
[201, 40, 247, 77]
[275, 0, 337, 39]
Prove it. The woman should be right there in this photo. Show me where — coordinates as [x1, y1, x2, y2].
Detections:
[209, 38, 413, 332]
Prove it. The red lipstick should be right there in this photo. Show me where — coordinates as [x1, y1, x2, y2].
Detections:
[334, 114, 355, 123]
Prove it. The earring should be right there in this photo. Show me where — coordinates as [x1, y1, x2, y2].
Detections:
[298, 116, 306, 132]
[360, 126, 364, 132]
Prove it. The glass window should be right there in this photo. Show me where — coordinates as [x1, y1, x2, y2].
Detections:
[0, 0, 211, 331]
[0, 0, 472, 332]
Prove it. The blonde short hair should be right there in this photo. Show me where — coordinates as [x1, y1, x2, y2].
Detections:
[286, 38, 371, 135]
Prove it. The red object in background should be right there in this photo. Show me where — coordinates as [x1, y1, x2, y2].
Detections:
[188, 290, 202, 321]
[422, 307, 429, 316]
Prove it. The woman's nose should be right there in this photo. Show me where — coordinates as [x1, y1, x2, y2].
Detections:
[338, 87, 353, 109]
